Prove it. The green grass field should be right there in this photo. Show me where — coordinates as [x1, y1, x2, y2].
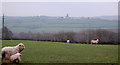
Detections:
[2, 40, 118, 63]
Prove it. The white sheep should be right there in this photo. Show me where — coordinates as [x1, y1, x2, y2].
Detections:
[67, 40, 70, 43]
[1, 43, 25, 63]
[9, 53, 22, 63]
[91, 39, 99, 44]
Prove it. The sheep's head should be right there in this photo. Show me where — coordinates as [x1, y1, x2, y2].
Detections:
[97, 39, 99, 41]
[17, 43, 25, 52]
[16, 53, 22, 56]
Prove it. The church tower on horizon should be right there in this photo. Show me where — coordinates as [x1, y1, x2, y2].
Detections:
[65, 13, 69, 18]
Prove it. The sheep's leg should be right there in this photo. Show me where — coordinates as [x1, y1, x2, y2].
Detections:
[1, 52, 5, 63]
[5, 58, 8, 63]
[18, 57, 21, 63]
[5, 53, 9, 63]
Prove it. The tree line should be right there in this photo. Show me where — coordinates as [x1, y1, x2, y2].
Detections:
[2, 26, 119, 44]
[5, 29, 117, 45]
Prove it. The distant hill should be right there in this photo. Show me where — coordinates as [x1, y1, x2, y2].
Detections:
[94, 15, 118, 20]
[4, 16, 118, 33]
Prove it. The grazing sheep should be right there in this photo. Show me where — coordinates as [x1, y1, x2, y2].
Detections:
[9, 53, 22, 63]
[91, 39, 99, 44]
[67, 40, 70, 43]
[1, 43, 25, 63]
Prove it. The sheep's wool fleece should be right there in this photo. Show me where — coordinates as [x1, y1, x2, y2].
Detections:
[1, 43, 25, 59]
[10, 53, 21, 62]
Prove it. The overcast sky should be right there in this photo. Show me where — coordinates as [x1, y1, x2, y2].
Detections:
[2, 2, 118, 17]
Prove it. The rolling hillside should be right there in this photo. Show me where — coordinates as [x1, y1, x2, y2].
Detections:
[4, 16, 118, 33]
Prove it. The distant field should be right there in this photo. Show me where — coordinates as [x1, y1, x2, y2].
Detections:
[2, 40, 118, 63]
[5, 16, 118, 33]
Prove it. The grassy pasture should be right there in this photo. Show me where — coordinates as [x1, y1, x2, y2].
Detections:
[2, 40, 118, 63]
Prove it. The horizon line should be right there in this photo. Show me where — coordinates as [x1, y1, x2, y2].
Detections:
[0, 15, 117, 17]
